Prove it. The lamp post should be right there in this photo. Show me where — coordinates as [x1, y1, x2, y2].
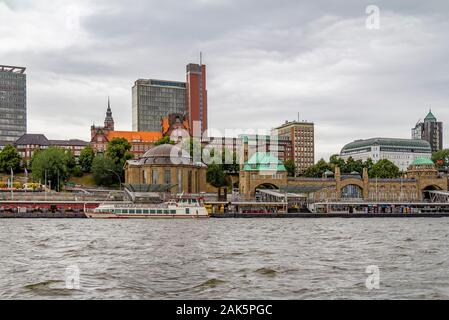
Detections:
[107, 169, 122, 191]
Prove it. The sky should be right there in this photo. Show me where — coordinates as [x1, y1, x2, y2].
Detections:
[1, 0, 448, 161]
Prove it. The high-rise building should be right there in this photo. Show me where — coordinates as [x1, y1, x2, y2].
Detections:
[132, 79, 186, 132]
[186, 63, 207, 135]
[274, 120, 315, 174]
[412, 110, 443, 152]
[0, 65, 27, 143]
[132, 63, 208, 135]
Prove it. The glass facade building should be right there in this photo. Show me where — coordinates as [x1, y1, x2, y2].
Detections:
[0, 65, 27, 143]
[132, 79, 186, 132]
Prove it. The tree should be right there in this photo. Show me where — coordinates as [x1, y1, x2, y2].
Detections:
[304, 159, 332, 178]
[0, 145, 22, 173]
[64, 150, 77, 174]
[207, 163, 230, 200]
[91, 155, 117, 186]
[284, 158, 296, 177]
[154, 136, 174, 146]
[79, 145, 95, 173]
[432, 149, 449, 170]
[31, 147, 70, 191]
[329, 154, 345, 169]
[368, 159, 401, 179]
[106, 138, 133, 179]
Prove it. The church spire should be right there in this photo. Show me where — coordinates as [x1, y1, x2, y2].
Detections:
[104, 96, 114, 130]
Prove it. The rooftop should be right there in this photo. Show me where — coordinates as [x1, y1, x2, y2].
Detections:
[243, 152, 286, 172]
[275, 120, 314, 130]
[15, 134, 49, 146]
[341, 138, 432, 153]
[411, 157, 434, 166]
[424, 109, 437, 122]
[107, 131, 162, 143]
[0, 65, 26, 74]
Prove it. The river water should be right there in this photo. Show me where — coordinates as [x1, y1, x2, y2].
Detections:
[1, 218, 449, 300]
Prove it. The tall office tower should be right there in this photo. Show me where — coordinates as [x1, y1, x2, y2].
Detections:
[274, 120, 315, 175]
[412, 110, 443, 152]
[132, 79, 186, 132]
[186, 63, 207, 135]
[0, 65, 27, 143]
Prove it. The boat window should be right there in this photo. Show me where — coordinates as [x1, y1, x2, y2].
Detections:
[157, 210, 162, 214]
[150, 210, 156, 214]
[136, 209, 142, 214]
[122, 209, 128, 214]
[142, 209, 149, 214]
[116, 209, 121, 214]
[170, 210, 176, 214]
[164, 210, 169, 214]
[186, 208, 190, 214]
[129, 209, 135, 214]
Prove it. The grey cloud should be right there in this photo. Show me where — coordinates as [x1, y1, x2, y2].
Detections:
[1, 0, 449, 161]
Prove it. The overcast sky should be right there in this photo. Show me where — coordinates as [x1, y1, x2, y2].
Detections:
[1, 0, 448, 160]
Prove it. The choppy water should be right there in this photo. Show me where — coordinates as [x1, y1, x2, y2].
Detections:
[1, 218, 449, 300]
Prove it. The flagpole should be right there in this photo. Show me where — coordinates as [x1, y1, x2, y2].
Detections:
[10, 168, 13, 200]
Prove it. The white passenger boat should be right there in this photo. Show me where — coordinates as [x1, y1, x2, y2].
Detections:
[85, 197, 209, 219]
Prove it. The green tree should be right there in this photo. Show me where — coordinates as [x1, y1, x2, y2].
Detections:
[342, 157, 364, 174]
[154, 136, 174, 146]
[79, 145, 95, 173]
[0, 145, 22, 173]
[31, 147, 70, 191]
[368, 159, 401, 179]
[284, 158, 296, 177]
[329, 154, 345, 169]
[206, 163, 230, 199]
[432, 149, 449, 169]
[304, 159, 332, 178]
[65, 150, 77, 174]
[91, 155, 117, 186]
[106, 138, 133, 179]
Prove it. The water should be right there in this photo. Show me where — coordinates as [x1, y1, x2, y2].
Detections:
[1, 218, 449, 300]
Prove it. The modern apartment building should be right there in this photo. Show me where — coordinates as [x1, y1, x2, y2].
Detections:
[0, 65, 27, 142]
[274, 120, 315, 174]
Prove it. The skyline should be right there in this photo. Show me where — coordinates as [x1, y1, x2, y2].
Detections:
[1, 0, 449, 161]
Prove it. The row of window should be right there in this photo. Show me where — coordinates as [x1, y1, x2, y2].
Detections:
[100, 209, 178, 214]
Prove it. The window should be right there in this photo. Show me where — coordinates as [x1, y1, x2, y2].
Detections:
[152, 170, 158, 184]
[164, 170, 171, 185]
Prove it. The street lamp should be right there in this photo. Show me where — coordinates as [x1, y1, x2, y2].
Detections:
[107, 169, 122, 191]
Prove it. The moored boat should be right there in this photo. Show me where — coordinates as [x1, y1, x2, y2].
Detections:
[85, 197, 209, 219]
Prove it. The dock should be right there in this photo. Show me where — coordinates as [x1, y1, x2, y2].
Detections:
[210, 212, 449, 218]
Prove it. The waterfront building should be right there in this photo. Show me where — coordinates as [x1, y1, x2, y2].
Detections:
[132, 79, 186, 132]
[14, 133, 88, 164]
[186, 63, 207, 135]
[274, 120, 315, 175]
[132, 63, 208, 135]
[286, 158, 447, 203]
[412, 110, 443, 152]
[124, 144, 207, 194]
[0, 65, 27, 143]
[340, 138, 432, 171]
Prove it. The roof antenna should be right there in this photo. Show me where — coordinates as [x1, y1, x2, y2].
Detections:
[200, 51, 203, 66]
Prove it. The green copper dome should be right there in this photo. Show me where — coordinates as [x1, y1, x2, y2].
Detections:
[243, 152, 286, 171]
[411, 157, 434, 166]
[424, 109, 437, 122]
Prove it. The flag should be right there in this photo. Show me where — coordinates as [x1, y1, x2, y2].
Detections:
[24, 168, 28, 177]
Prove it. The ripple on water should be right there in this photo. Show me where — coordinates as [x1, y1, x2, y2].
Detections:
[2, 218, 449, 299]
